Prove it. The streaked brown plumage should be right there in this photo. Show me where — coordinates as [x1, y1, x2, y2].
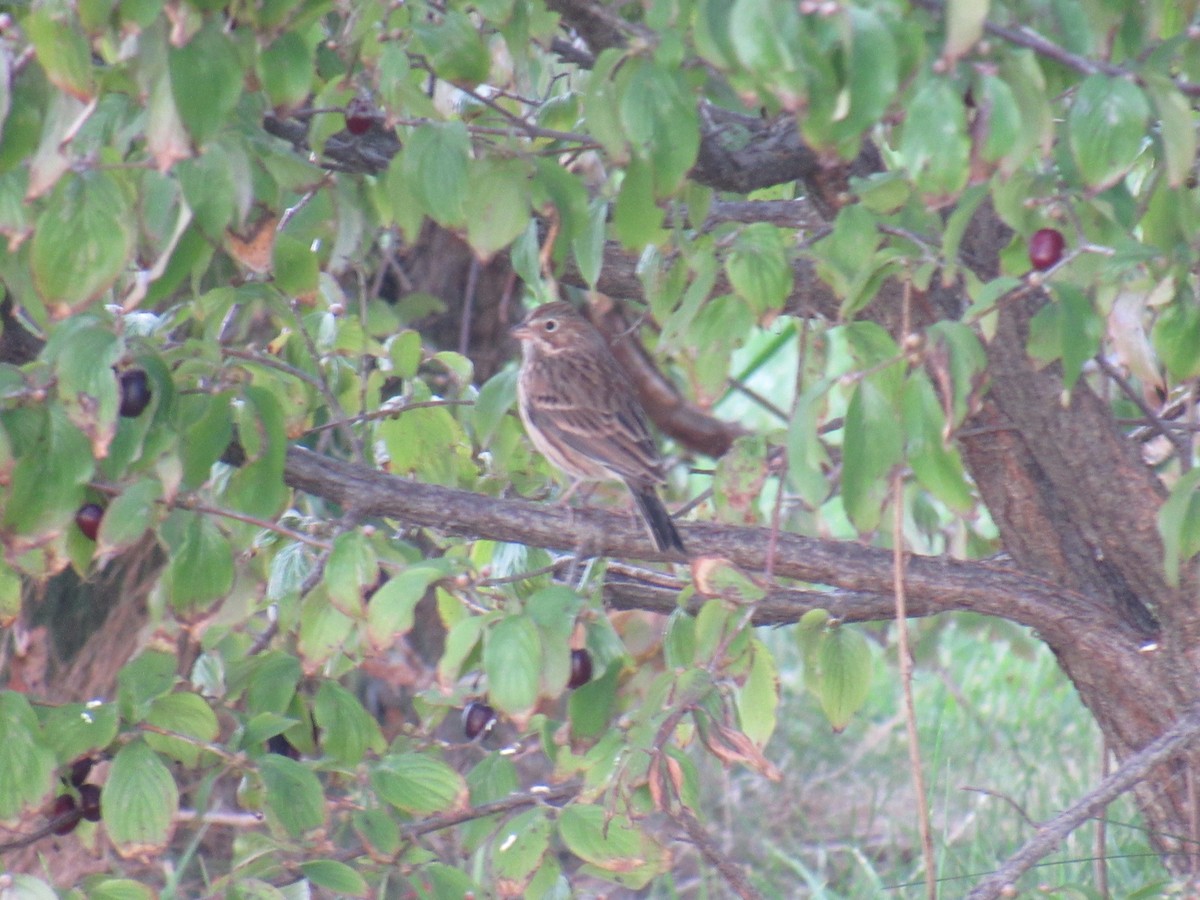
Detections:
[512, 301, 686, 554]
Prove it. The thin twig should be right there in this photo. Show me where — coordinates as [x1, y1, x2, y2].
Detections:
[966, 704, 1200, 899]
[1096, 737, 1109, 899]
[1095, 355, 1189, 469]
[894, 472, 937, 899]
[727, 377, 790, 423]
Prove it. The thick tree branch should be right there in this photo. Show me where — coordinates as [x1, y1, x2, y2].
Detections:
[283, 446, 1145, 652]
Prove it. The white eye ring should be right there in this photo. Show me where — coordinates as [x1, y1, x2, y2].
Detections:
[543, 319, 558, 332]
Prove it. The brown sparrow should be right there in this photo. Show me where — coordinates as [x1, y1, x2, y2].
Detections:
[512, 302, 686, 554]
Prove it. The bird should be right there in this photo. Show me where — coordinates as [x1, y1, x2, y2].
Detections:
[511, 301, 686, 555]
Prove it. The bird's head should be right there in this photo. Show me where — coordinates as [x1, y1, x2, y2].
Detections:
[510, 302, 594, 355]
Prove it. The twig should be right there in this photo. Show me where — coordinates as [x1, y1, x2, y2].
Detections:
[1096, 737, 1109, 899]
[910, 0, 1200, 97]
[893, 472, 937, 900]
[673, 808, 763, 900]
[960, 785, 1038, 828]
[1095, 355, 1189, 469]
[966, 704, 1200, 899]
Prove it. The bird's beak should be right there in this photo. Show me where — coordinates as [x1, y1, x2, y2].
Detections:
[510, 321, 532, 341]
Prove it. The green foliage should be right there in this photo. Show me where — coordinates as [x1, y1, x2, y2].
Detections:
[0, 0, 1193, 893]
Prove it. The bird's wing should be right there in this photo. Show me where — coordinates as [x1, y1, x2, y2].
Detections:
[527, 352, 665, 486]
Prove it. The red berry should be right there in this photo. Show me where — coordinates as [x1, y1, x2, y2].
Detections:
[567, 648, 593, 689]
[74, 504, 103, 541]
[118, 368, 152, 417]
[1029, 228, 1065, 271]
[49, 794, 81, 835]
[78, 784, 102, 822]
[345, 98, 376, 135]
[462, 701, 496, 740]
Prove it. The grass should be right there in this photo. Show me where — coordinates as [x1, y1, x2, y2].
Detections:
[690, 616, 1167, 898]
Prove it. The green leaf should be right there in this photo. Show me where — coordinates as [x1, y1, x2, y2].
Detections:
[725, 223, 793, 314]
[31, 171, 133, 310]
[41, 317, 121, 455]
[612, 157, 663, 249]
[26, 7, 94, 100]
[492, 808, 552, 888]
[736, 639, 779, 747]
[258, 32, 313, 111]
[272, 232, 320, 297]
[473, 368, 518, 449]
[1152, 298, 1200, 381]
[371, 753, 468, 815]
[0, 875, 57, 900]
[97, 478, 163, 558]
[484, 614, 542, 716]
[466, 158, 531, 262]
[0, 692, 56, 822]
[244, 651, 302, 715]
[298, 587, 356, 666]
[943, 0, 989, 62]
[1144, 76, 1198, 189]
[903, 374, 974, 511]
[313, 681, 384, 765]
[118, 650, 178, 722]
[568, 661, 619, 739]
[1159, 467, 1200, 586]
[300, 860, 369, 897]
[86, 880, 156, 900]
[169, 20, 244, 145]
[103, 741, 179, 855]
[402, 122, 470, 228]
[224, 385, 288, 518]
[975, 74, 1022, 164]
[1052, 284, 1102, 390]
[573, 198, 608, 288]
[842, 377, 904, 532]
[1068, 75, 1150, 191]
[324, 531, 376, 616]
[899, 78, 970, 200]
[367, 565, 443, 648]
[40, 701, 119, 763]
[178, 392, 233, 488]
[414, 9, 490, 86]
[259, 754, 326, 837]
[813, 626, 873, 731]
[616, 58, 699, 194]
[557, 804, 669, 889]
[353, 807, 401, 858]
[160, 510, 235, 615]
[144, 692, 219, 767]
[380, 405, 468, 487]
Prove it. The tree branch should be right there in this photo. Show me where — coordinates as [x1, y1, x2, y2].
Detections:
[967, 703, 1200, 899]
[282, 447, 1146, 652]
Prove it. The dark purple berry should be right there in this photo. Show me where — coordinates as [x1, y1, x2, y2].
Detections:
[1029, 228, 1065, 271]
[68, 756, 94, 787]
[78, 784, 101, 822]
[118, 369, 152, 417]
[49, 794, 81, 835]
[462, 701, 496, 740]
[74, 504, 103, 541]
[266, 733, 301, 759]
[567, 648, 593, 689]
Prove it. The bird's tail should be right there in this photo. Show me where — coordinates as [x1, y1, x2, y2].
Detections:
[631, 486, 686, 555]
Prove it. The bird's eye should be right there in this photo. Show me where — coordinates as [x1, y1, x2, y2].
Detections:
[542, 319, 558, 333]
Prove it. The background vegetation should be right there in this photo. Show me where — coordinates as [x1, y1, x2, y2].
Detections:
[0, 0, 1198, 896]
